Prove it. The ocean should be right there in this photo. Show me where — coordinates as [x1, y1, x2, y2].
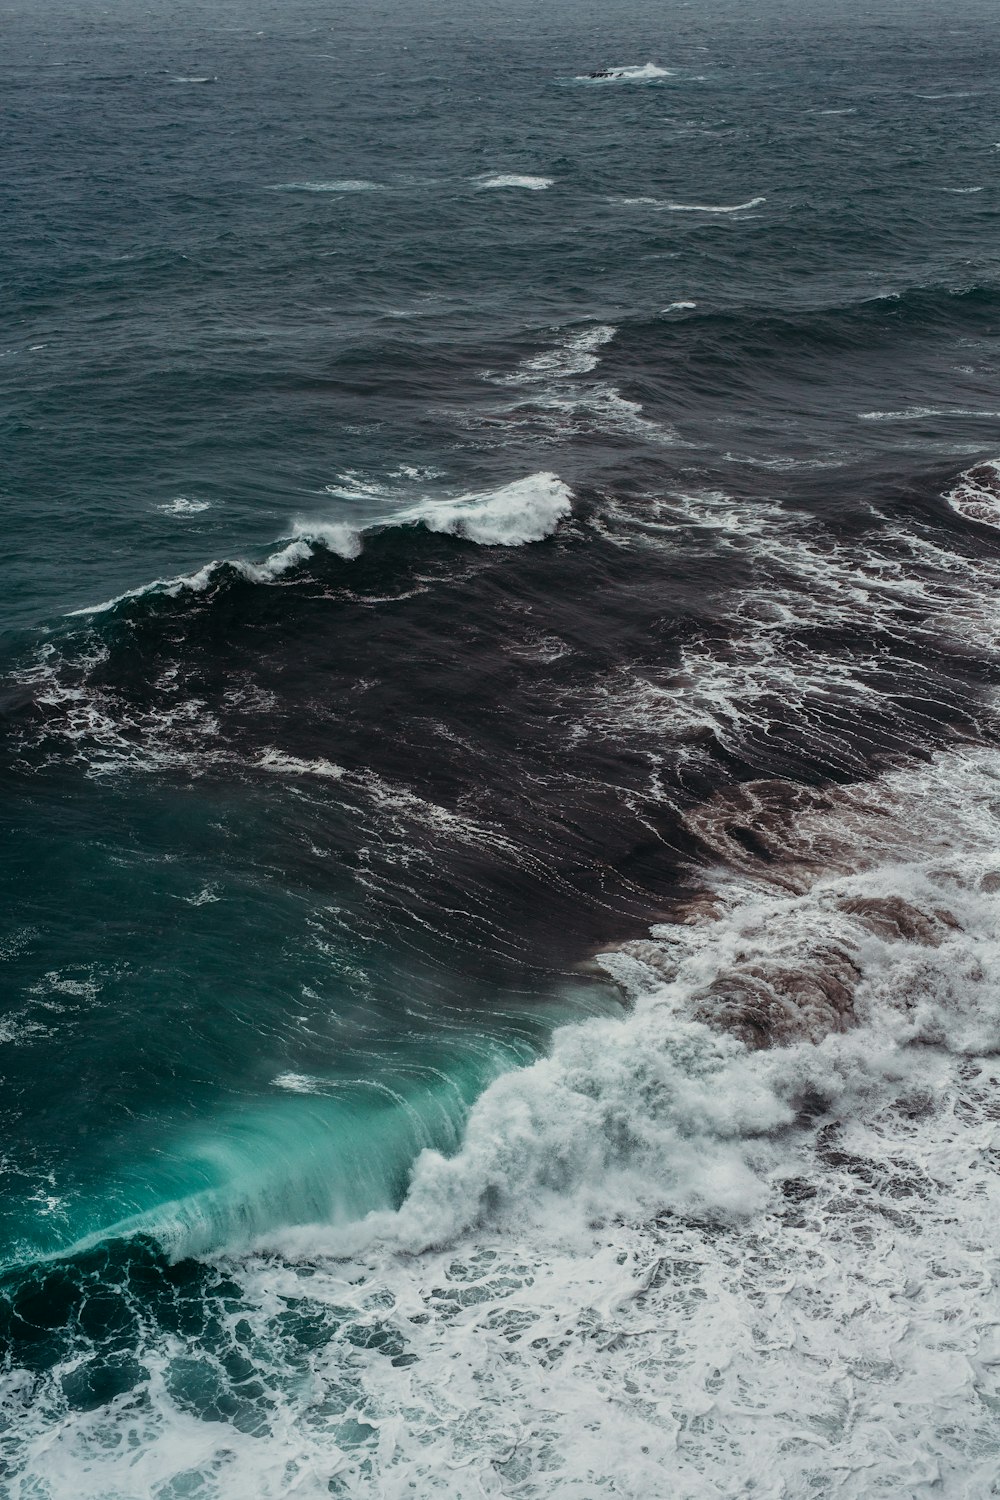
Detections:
[4, 0, 1000, 1492]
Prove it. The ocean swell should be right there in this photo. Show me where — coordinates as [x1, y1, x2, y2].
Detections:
[67, 472, 572, 618]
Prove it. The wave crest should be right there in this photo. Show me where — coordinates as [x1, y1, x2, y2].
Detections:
[68, 473, 572, 616]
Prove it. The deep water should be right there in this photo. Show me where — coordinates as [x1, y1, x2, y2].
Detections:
[4, 0, 1000, 1493]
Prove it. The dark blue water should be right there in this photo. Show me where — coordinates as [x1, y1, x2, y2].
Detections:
[4, 0, 1000, 1493]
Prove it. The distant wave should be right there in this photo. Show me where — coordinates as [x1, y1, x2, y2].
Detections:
[665, 196, 765, 213]
[860, 406, 1000, 421]
[622, 195, 766, 214]
[68, 473, 573, 617]
[576, 63, 671, 82]
[477, 174, 553, 191]
[156, 497, 212, 516]
[619, 194, 765, 214]
[270, 179, 381, 193]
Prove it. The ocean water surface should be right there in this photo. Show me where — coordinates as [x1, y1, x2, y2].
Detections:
[4, 0, 1000, 1492]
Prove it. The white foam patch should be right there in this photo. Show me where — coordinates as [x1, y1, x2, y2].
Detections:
[258, 750, 345, 779]
[515, 324, 616, 379]
[180, 886, 221, 907]
[943, 457, 1000, 529]
[476, 174, 553, 190]
[477, 325, 681, 446]
[559, 468, 1000, 797]
[157, 497, 212, 515]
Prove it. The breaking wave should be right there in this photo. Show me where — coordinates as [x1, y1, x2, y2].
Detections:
[67, 472, 572, 617]
[11, 745, 1000, 1496]
[576, 62, 672, 83]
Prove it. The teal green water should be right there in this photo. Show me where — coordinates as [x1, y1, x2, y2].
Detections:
[3, 764, 614, 1262]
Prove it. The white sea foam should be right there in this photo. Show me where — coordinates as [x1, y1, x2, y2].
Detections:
[476, 174, 553, 191]
[479, 325, 681, 445]
[180, 886, 221, 907]
[514, 324, 616, 380]
[943, 457, 1000, 529]
[258, 750, 346, 779]
[225, 747, 1000, 1496]
[574, 470, 1000, 775]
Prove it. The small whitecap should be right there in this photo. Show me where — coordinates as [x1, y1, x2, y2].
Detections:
[271, 178, 381, 193]
[860, 407, 1000, 421]
[576, 62, 671, 83]
[477, 174, 553, 191]
[258, 750, 346, 779]
[157, 497, 212, 515]
[664, 196, 766, 213]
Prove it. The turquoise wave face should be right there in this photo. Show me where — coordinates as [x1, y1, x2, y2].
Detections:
[2, 762, 618, 1265]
